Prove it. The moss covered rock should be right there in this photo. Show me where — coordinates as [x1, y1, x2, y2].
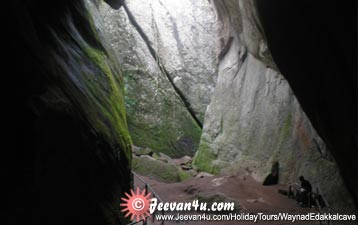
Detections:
[97, 0, 225, 157]
[132, 155, 191, 183]
[9, 1, 133, 224]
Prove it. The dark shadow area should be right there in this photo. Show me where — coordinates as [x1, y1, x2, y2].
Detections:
[256, 0, 357, 207]
[4, 0, 130, 224]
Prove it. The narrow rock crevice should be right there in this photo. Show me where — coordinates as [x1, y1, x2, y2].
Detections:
[122, 3, 203, 129]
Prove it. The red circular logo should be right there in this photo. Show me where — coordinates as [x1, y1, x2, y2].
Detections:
[120, 188, 152, 221]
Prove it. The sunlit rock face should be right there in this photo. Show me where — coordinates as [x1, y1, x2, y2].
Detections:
[99, 0, 221, 156]
[193, 0, 354, 211]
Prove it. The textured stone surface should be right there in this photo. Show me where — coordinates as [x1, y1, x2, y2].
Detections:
[98, 0, 354, 211]
[101, 0, 220, 118]
[193, 0, 354, 211]
[98, 0, 221, 156]
[256, 0, 357, 208]
[132, 155, 190, 183]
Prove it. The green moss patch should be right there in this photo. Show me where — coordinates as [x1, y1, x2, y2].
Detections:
[132, 155, 182, 183]
[193, 141, 219, 175]
[178, 170, 191, 181]
[123, 69, 201, 157]
[74, 10, 132, 158]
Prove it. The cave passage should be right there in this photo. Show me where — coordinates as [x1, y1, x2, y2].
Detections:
[6, 0, 357, 224]
[101, 0, 357, 215]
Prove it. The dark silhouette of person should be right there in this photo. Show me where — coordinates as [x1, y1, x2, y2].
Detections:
[296, 176, 312, 205]
[263, 162, 279, 185]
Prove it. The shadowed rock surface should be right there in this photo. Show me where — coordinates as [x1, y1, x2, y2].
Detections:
[7, 0, 131, 224]
[192, 0, 355, 211]
[5, 0, 356, 224]
[256, 0, 357, 208]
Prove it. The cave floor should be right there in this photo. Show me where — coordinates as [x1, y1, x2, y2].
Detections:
[134, 174, 320, 225]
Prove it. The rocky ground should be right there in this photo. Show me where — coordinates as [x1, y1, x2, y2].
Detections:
[133, 172, 320, 225]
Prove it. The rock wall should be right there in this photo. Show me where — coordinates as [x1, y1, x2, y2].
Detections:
[99, 0, 221, 156]
[7, 0, 131, 224]
[193, 0, 354, 211]
[256, 0, 357, 208]
[96, 0, 355, 212]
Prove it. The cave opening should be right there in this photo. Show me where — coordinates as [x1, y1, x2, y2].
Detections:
[7, 0, 357, 224]
[99, 0, 221, 159]
[99, 0, 357, 214]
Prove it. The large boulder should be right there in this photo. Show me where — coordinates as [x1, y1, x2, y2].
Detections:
[132, 155, 191, 183]
[98, 0, 221, 156]
[255, 0, 357, 208]
[193, 0, 355, 211]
